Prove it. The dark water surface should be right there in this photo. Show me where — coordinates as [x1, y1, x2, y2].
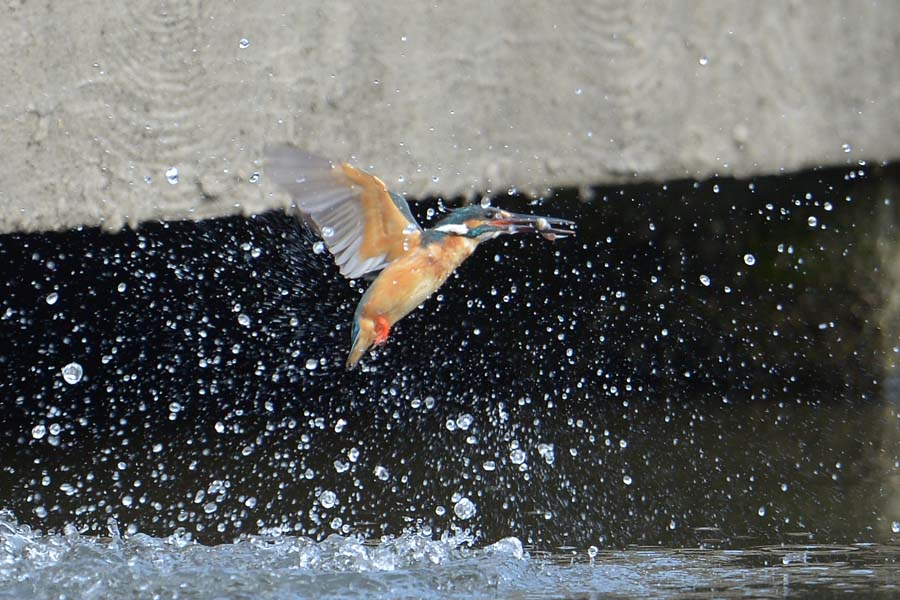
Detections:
[1, 163, 899, 596]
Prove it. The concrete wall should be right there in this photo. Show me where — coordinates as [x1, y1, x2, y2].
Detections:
[1, 0, 898, 233]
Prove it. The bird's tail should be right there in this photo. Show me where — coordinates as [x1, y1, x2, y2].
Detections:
[346, 317, 376, 369]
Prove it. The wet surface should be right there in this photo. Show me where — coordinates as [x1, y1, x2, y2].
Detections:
[1, 514, 897, 599]
[1, 163, 899, 564]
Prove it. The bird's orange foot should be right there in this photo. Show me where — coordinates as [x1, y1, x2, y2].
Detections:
[374, 316, 391, 346]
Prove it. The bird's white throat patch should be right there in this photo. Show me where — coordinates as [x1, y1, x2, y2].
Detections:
[434, 223, 469, 235]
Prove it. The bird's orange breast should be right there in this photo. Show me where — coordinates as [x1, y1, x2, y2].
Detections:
[357, 236, 477, 326]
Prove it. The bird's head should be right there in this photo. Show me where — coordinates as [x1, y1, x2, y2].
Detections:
[432, 205, 575, 242]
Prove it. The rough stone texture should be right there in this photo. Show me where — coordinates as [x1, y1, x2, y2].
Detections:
[1, 0, 899, 233]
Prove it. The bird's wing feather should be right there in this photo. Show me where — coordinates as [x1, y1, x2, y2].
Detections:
[266, 144, 422, 279]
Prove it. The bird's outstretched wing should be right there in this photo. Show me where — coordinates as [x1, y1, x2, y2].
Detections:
[265, 144, 422, 279]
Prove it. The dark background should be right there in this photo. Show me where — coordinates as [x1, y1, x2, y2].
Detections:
[1, 163, 898, 549]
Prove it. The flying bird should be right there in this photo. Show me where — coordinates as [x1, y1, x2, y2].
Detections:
[266, 144, 575, 369]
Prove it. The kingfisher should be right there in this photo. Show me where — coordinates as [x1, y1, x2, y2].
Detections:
[266, 144, 575, 369]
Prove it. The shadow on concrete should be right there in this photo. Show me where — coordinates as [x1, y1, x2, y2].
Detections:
[1, 162, 898, 548]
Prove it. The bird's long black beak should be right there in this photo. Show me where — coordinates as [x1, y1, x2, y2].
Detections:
[490, 211, 576, 240]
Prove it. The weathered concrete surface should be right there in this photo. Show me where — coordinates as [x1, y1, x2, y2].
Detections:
[1, 0, 899, 233]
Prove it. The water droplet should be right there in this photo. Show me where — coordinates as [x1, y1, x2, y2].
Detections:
[165, 167, 179, 185]
[743, 253, 756, 266]
[318, 490, 337, 508]
[575, 87, 583, 95]
[374, 465, 390, 480]
[509, 449, 527, 464]
[168, 402, 182, 413]
[248, 172, 260, 183]
[402, 223, 418, 235]
[61, 362, 83, 384]
[699, 274, 711, 287]
[453, 497, 476, 520]
[117, 282, 127, 292]
[623, 475, 633, 485]
[203, 502, 218, 514]
[482, 460, 496, 471]
[892, 521, 900, 534]
[456, 413, 474, 430]
[237, 314, 251, 327]
[698, 56, 709, 66]
[480, 197, 492, 208]
[587, 545, 599, 558]
[758, 505, 767, 517]
[312, 241, 326, 255]
[807, 216, 818, 227]
[431, 175, 440, 183]
[841, 143, 852, 153]
[31, 424, 46, 439]
[238, 38, 250, 49]
[321, 226, 335, 238]
[538, 443, 555, 464]
[45, 292, 58, 305]
[824, 201, 833, 211]
[305, 358, 318, 371]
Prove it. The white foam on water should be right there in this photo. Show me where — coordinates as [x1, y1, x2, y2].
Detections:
[1, 513, 897, 599]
